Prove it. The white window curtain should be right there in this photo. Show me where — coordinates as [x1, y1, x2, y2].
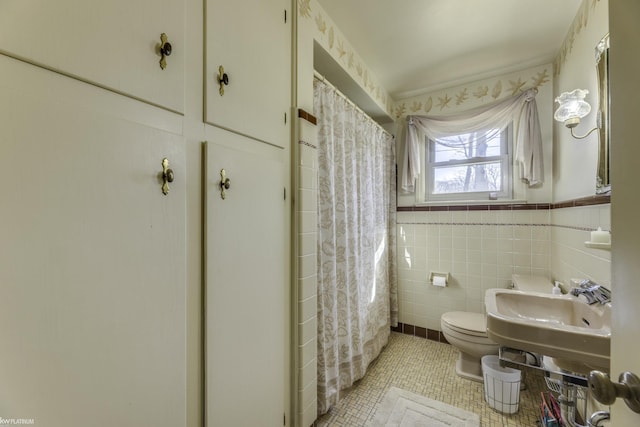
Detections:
[401, 88, 543, 193]
[314, 78, 398, 415]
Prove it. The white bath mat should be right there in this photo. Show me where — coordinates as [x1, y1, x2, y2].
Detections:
[370, 387, 480, 426]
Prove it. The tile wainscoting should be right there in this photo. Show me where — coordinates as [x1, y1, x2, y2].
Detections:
[296, 109, 319, 427]
[396, 195, 611, 332]
[397, 194, 609, 212]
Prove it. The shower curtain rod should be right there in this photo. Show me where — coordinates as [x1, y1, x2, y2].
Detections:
[313, 71, 392, 138]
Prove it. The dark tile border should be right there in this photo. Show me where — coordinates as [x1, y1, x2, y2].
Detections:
[402, 324, 415, 336]
[392, 323, 449, 345]
[397, 194, 609, 212]
[298, 140, 317, 150]
[561, 194, 611, 208]
[439, 331, 449, 345]
[298, 108, 317, 125]
[397, 203, 551, 212]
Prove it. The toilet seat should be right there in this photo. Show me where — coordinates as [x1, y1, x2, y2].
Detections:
[441, 311, 488, 338]
[440, 311, 499, 382]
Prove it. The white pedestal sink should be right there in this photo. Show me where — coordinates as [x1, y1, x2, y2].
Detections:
[485, 289, 611, 375]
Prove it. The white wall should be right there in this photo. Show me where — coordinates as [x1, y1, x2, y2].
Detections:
[302, 0, 392, 117]
[550, 0, 611, 291]
[553, 0, 609, 202]
[394, 63, 555, 206]
[293, 3, 324, 426]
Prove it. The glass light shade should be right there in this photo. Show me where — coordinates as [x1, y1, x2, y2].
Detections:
[554, 89, 591, 127]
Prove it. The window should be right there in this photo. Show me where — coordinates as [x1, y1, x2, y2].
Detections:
[425, 126, 512, 201]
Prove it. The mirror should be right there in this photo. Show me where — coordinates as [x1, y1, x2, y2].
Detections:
[595, 34, 610, 194]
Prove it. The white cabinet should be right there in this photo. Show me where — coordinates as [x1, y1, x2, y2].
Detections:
[203, 3, 291, 425]
[204, 136, 287, 427]
[204, 0, 290, 147]
[0, 53, 186, 427]
[1, 1, 292, 425]
[0, 0, 185, 113]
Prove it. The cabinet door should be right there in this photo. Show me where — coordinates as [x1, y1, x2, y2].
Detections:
[0, 57, 186, 427]
[204, 137, 287, 426]
[205, 0, 290, 148]
[0, 0, 184, 113]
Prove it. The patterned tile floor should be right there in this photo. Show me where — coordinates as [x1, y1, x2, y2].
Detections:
[316, 332, 548, 426]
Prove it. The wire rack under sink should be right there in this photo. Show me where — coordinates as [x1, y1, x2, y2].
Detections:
[545, 376, 587, 400]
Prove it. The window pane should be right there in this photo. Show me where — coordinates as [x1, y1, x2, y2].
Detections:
[433, 162, 502, 194]
[433, 129, 503, 162]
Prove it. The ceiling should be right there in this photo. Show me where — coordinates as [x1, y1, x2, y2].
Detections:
[316, 0, 582, 102]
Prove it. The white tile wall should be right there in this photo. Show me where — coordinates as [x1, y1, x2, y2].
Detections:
[397, 208, 551, 331]
[296, 117, 318, 427]
[396, 203, 612, 332]
[299, 316, 317, 344]
[550, 205, 612, 290]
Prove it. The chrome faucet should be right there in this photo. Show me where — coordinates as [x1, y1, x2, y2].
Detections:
[570, 279, 611, 305]
[587, 410, 610, 427]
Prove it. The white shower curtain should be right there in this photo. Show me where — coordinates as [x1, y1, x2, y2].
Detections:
[314, 79, 398, 415]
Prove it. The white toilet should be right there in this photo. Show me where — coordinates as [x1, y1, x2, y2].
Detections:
[440, 311, 499, 382]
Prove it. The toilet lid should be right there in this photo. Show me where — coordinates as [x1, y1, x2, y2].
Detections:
[441, 311, 488, 336]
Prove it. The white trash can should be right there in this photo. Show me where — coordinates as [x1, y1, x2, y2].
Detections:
[481, 355, 521, 414]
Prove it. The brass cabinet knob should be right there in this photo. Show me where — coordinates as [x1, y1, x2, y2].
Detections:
[218, 66, 229, 95]
[219, 169, 231, 199]
[159, 33, 172, 70]
[161, 158, 174, 195]
[161, 42, 172, 57]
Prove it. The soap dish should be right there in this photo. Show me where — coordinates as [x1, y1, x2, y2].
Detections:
[584, 241, 611, 249]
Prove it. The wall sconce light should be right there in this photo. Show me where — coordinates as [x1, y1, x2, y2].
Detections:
[554, 89, 599, 139]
